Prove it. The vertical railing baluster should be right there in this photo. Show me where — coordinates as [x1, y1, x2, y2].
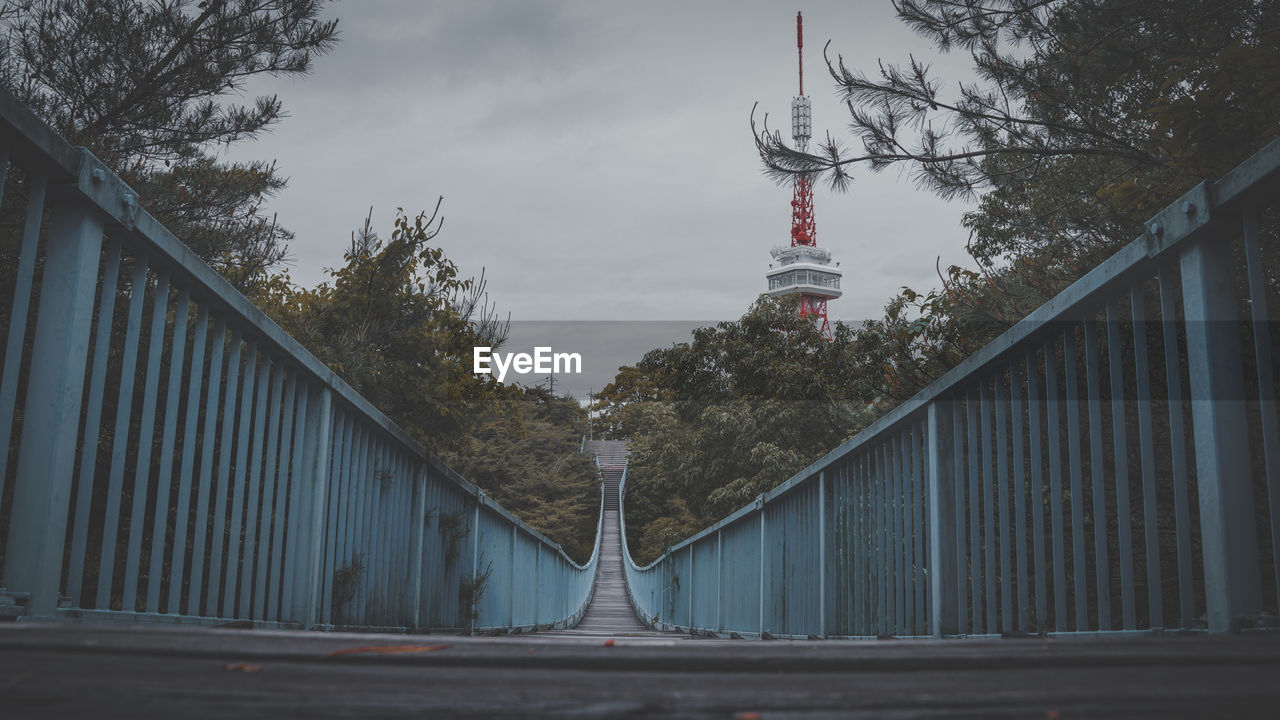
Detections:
[1028, 350, 1048, 631]
[980, 378, 997, 632]
[166, 304, 209, 615]
[1130, 287, 1163, 628]
[952, 400, 967, 634]
[928, 400, 958, 637]
[237, 354, 273, 617]
[103, 262, 156, 613]
[471, 492, 481, 633]
[66, 243, 122, 606]
[1045, 337, 1067, 632]
[145, 285, 190, 613]
[265, 373, 297, 621]
[223, 342, 261, 617]
[818, 470, 827, 638]
[354, 434, 374, 623]
[758, 500, 766, 637]
[1011, 361, 1030, 632]
[1158, 268, 1195, 628]
[996, 370, 1013, 633]
[913, 423, 927, 634]
[409, 465, 426, 630]
[292, 385, 331, 628]
[1064, 327, 1089, 630]
[966, 386, 982, 634]
[252, 365, 286, 619]
[1084, 317, 1112, 631]
[900, 429, 912, 634]
[875, 444, 886, 634]
[206, 328, 243, 617]
[321, 413, 351, 625]
[859, 455, 869, 635]
[189, 318, 229, 616]
[1106, 298, 1137, 629]
[716, 528, 723, 634]
[121, 270, 171, 614]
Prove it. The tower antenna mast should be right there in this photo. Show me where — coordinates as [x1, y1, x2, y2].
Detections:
[797, 10, 804, 96]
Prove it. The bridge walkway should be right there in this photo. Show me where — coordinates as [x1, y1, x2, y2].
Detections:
[537, 440, 670, 638]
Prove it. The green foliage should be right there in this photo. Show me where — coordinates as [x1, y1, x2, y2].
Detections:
[598, 298, 877, 564]
[0, 0, 339, 290]
[445, 386, 600, 564]
[874, 0, 1280, 397]
[258, 203, 501, 452]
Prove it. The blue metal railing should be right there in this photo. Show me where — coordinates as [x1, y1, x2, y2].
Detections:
[622, 138, 1280, 637]
[0, 88, 600, 632]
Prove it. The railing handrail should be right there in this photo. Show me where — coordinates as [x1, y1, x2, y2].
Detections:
[650, 135, 1280, 555]
[0, 86, 582, 567]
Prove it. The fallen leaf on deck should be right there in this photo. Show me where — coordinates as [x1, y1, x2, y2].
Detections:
[604, 639, 615, 647]
[224, 662, 261, 672]
[326, 644, 451, 657]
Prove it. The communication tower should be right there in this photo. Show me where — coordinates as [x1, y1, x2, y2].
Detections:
[764, 11, 841, 340]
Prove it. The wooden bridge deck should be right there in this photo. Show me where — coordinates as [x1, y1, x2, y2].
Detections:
[539, 508, 666, 638]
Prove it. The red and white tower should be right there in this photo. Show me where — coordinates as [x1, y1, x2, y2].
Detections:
[765, 11, 841, 340]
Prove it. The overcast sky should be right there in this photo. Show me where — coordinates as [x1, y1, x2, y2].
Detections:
[228, 0, 978, 327]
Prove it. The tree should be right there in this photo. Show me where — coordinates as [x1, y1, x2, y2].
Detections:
[0, 0, 339, 289]
[445, 386, 600, 564]
[596, 298, 877, 563]
[257, 203, 506, 452]
[753, 0, 1280, 403]
[757, 0, 1279, 203]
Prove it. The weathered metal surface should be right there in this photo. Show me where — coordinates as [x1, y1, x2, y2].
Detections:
[621, 135, 1280, 637]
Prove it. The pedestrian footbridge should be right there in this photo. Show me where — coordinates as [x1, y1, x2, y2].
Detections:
[1, 83, 1280, 666]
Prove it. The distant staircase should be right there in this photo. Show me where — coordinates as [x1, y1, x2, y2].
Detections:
[592, 440, 627, 513]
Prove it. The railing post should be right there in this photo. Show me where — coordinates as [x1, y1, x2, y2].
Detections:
[408, 467, 426, 631]
[757, 495, 767, 638]
[508, 525, 516, 629]
[1180, 234, 1261, 632]
[926, 397, 957, 632]
[534, 543, 541, 628]
[927, 400, 959, 637]
[470, 491, 482, 634]
[291, 384, 333, 629]
[716, 528, 723, 634]
[2, 189, 103, 619]
[818, 470, 827, 639]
